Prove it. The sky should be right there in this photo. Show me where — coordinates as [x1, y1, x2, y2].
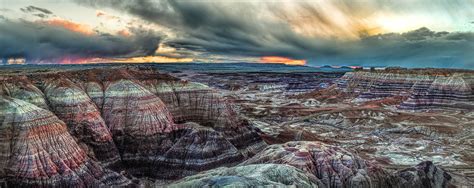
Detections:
[0, 0, 473, 68]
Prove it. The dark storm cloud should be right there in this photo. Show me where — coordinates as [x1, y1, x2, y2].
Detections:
[20, 6, 54, 18]
[33, 13, 47, 18]
[0, 19, 163, 63]
[324, 28, 474, 68]
[76, 0, 342, 59]
[0, 1, 431, 67]
[74, 0, 474, 68]
[20, 5, 53, 14]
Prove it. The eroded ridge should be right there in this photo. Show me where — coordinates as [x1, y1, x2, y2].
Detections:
[0, 97, 131, 187]
[0, 67, 266, 184]
[0, 66, 460, 187]
[337, 71, 474, 111]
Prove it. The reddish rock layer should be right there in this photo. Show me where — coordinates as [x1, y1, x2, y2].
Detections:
[74, 68, 264, 178]
[0, 97, 131, 187]
[0, 67, 267, 181]
[42, 78, 120, 167]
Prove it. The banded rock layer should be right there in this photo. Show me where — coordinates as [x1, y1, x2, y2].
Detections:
[0, 97, 131, 187]
[42, 78, 120, 167]
[168, 141, 453, 188]
[0, 66, 457, 187]
[397, 161, 453, 188]
[170, 164, 321, 187]
[400, 74, 474, 111]
[149, 122, 245, 179]
[242, 141, 397, 188]
[0, 76, 49, 109]
[141, 75, 266, 157]
[100, 79, 176, 173]
[239, 141, 453, 188]
[337, 71, 474, 111]
[0, 67, 266, 185]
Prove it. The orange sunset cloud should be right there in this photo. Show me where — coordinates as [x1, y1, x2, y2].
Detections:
[260, 56, 306, 66]
[91, 56, 194, 63]
[55, 56, 193, 64]
[46, 19, 95, 35]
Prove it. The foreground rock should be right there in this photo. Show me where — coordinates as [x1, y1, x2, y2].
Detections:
[0, 76, 49, 109]
[0, 66, 266, 182]
[0, 65, 460, 187]
[143, 75, 267, 157]
[100, 79, 177, 175]
[397, 161, 453, 188]
[152, 122, 245, 179]
[0, 97, 131, 187]
[169, 164, 321, 187]
[242, 141, 397, 188]
[42, 77, 120, 167]
[167, 141, 454, 188]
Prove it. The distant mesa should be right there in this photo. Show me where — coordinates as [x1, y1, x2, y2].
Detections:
[336, 70, 474, 111]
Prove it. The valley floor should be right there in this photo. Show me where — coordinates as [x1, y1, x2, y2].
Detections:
[178, 70, 474, 187]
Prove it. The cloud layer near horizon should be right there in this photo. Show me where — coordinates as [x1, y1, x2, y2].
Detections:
[1, 0, 473, 68]
[0, 18, 163, 63]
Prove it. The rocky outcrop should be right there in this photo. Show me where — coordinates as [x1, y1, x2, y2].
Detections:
[0, 66, 460, 187]
[145, 81, 267, 157]
[42, 77, 120, 167]
[149, 122, 245, 179]
[95, 77, 250, 179]
[337, 72, 435, 100]
[242, 141, 397, 188]
[83, 81, 105, 111]
[336, 71, 474, 111]
[101, 79, 176, 165]
[102, 79, 176, 134]
[240, 141, 454, 188]
[0, 67, 267, 182]
[399, 74, 474, 111]
[0, 76, 49, 109]
[149, 82, 225, 125]
[397, 161, 453, 188]
[169, 164, 322, 187]
[0, 97, 131, 187]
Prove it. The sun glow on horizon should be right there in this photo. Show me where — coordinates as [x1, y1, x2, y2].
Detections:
[260, 56, 306, 66]
[90, 56, 194, 64]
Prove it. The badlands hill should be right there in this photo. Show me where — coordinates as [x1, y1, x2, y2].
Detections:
[0, 65, 459, 187]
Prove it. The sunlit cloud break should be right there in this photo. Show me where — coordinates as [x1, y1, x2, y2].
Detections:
[44, 18, 95, 35]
